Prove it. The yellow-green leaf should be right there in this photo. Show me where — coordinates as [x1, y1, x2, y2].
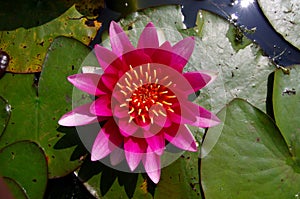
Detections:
[0, 5, 100, 73]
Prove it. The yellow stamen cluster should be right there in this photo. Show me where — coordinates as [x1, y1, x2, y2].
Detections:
[118, 64, 176, 125]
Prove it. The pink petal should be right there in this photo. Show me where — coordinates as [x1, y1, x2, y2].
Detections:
[160, 41, 172, 51]
[194, 105, 221, 128]
[109, 21, 135, 56]
[146, 132, 165, 155]
[142, 148, 161, 184]
[90, 95, 112, 116]
[94, 45, 118, 71]
[153, 114, 172, 128]
[171, 101, 220, 128]
[91, 119, 123, 161]
[68, 73, 104, 96]
[122, 49, 152, 68]
[171, 37, 195, 72]
[110, 147, 125, 166]
[137, 22, 159, 49]
[124, 137, 147, 171]
[151, 42, 172, 66]
[58, 103, 98, 126]
[113, 104, 128, 118]
[118, 118, 139, 137]
[164, 124, 197, 151]
[99, 73, 118, 91]
[168, 101, 197, 124]
[183, 71, 218, 94]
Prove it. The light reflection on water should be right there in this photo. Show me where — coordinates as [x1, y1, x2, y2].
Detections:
[240, 0, 254, 8]
[181, 0, 300, 67]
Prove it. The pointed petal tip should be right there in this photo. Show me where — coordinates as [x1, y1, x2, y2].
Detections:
[90, 155, 99, 162]
[145, 22, 155, 28]
[147, 169, 161, 184]
[189, 141, 198, 152]
[110, 20, 120, 29]
[201, 70, 219, 85]
[138, 21, 159, 49]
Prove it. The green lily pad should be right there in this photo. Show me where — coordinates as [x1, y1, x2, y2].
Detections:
[0, 37, 91, 178]
[258, 0, 300, 50]
[0, 141, 47, 199]
[0, 5, 100, 73]
[2, 176, 28, 199]
[273, 66, 300, 159]
[0, 96, 10, 137]
[188, 10, 274, 113]
[201, 98, 300, 198]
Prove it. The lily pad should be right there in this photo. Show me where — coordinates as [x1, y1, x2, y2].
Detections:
[0, 141, 47, 199]
[258, 0, 300, 50]
[273, 66, 300, 159]
[188, 10, 274, 113]
[201, 98, 300, 198]
[0, 96, 10, 137]
[0, 5, 100, 73]
[0, 37, 91, 177]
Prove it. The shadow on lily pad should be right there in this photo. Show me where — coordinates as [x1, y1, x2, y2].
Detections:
[78, 155, 156, 198]
[54, 126, 88, 161]
[55, 125, 157, 198]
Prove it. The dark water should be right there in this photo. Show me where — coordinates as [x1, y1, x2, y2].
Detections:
[99, 0, 300, 67]
[181, 0, 300, 67]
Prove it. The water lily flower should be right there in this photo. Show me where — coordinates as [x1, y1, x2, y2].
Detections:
[58, 21, 220, 183]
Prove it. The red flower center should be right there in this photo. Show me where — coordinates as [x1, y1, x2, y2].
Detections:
[117, 64, 176, 126]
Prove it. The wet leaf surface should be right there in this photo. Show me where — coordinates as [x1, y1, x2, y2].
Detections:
[0, 96, 10, 138]
[201, 98, 300, 199]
